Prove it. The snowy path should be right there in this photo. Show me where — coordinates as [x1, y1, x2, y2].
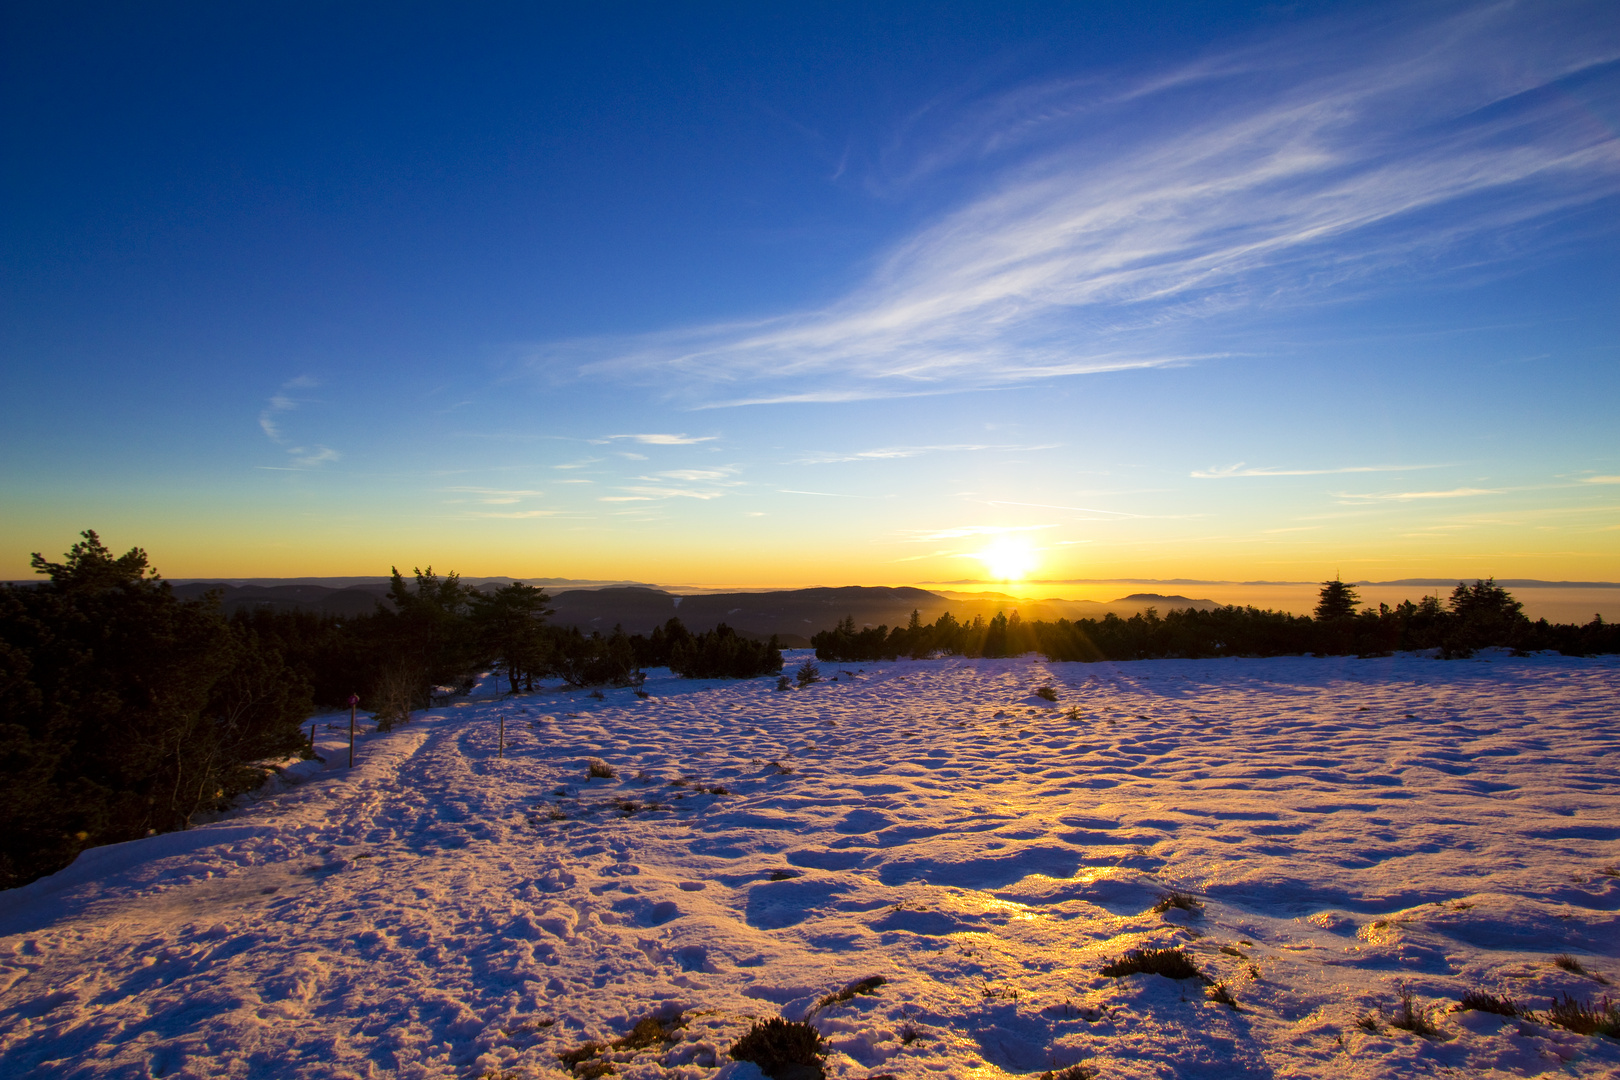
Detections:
[1, 653, 1617, 1079]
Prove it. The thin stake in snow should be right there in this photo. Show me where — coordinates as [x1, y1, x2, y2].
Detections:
[347, 693, 359, 768]
[498, 714, 505, 759]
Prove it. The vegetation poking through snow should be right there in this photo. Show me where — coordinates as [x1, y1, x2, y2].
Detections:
[1542, 993, 1620, 1037]
[557, 1011, 687, 1077]
[1456, 990, 1521, 1016]
[728, 1017, 826, 1079]
[807, 975, 886, 1017]
[1387, 982, 1442, 1039]
[1152, 890, 1204, 915]
[1100, 947, 1209, 982]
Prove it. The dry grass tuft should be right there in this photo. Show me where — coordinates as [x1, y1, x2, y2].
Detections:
[1100, 947, 1208, 982]
[808, 975, 885, 1017]
[1206, 981, 1239, 1010]
[586, 759, 615, 779]
[1542, 992, 1620, 1036]
[558, 1012, 687, 1077]
[557, 1040, 608, 1076]
[1387, 981, 1442, 1039]
[1035, 685, 1059, 702]
[1152, 891, 1203, 915]
[1456, 990, 1520, 1016]
[1038, 1067, 1097, 1080]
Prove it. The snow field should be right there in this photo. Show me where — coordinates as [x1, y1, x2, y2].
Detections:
[0, 652, 1617, 1079]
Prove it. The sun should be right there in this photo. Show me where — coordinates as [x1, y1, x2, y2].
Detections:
[976, 536, 1038, 581]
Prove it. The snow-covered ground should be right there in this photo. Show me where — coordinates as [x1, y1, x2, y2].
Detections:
[2, 651, 1617, 1079]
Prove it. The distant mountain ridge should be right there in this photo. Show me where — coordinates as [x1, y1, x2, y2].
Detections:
[158, 581, 1221, 644]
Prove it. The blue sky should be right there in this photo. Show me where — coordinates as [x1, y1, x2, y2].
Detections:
[3, 1, 1618, 585]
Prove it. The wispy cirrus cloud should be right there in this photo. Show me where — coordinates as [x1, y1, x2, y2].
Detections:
[985, 499, 1137, 517]
[442, 486, 547, 506]
[1338, 487, 1501, 502]
[257, 376, 340, 469]
[532, 2, 1620, 405]
[653, 468, 739, 482]
[597, 433, 718, 445]
[1193, 462, 1443, 479]
[795, 442, 1059, 464]
[905, 524, 1056, 542]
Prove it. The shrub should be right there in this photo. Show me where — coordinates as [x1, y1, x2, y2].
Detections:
[728, 1017, 825, 1079]
[1039, 1067, 1097, 1080]
[1100, 947, 1208, 981]
[586, 759, 614, 779]
[1035, 685, 1058, 702]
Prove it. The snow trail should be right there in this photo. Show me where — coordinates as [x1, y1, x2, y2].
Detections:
[1, 653, 1617, 1078]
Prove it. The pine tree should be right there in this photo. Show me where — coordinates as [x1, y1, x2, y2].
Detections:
[1314, 578, 1360, 621]
[469, 582, 553, 693]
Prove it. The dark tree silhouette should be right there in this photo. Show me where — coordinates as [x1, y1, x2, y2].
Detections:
[469, 582, 553, 694]
[1314, 578, 1361, 621]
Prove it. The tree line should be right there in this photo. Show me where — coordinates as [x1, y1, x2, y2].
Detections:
[811, 579, 1619, 662]
[0, 532, 783, 889]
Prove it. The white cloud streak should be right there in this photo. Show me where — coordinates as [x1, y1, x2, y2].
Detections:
[258, 377, 339, 469]
[1338, 487, 1501, 502]
[795, 442, 1059, 464]
[1193, 462, 1443, 478]
[604, 433, 718, 445]
[534, 2, 1619, 405]
[905, 524, 1057, 542]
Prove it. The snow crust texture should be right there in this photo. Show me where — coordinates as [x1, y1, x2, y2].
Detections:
[1, 653, 1617, 1079]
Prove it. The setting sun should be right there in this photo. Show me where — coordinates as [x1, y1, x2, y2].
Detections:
[976, 536, 1038, 581]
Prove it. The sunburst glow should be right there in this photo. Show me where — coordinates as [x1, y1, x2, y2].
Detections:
[976, 537, 1038, 581]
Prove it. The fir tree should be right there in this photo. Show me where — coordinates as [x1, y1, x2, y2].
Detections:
[1314, 578, 1361, 621]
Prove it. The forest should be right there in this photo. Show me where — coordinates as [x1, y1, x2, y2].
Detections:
[0, 532, 781, 888]
[810, 578, 1620, 662]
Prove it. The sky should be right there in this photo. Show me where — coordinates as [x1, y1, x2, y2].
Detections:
[3, 0, 1618, 588]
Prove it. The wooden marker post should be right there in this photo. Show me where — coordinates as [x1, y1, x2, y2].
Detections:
[498, 714, 505, 759]
[347, 693, 359, 768]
